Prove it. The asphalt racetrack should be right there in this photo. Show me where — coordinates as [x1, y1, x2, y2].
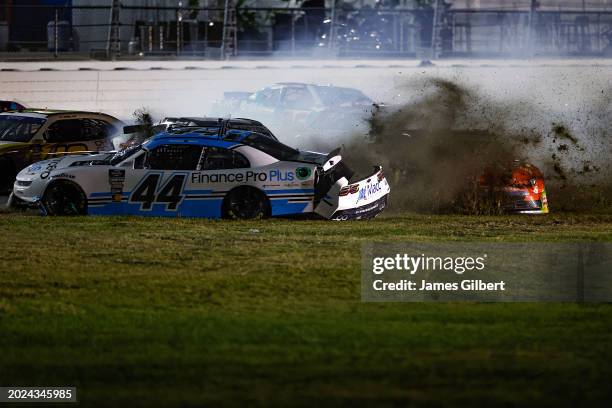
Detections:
[1, 59, 610, 125]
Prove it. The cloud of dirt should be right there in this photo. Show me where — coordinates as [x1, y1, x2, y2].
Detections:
[130, 76, 611, 214]
[331, 77, 612, 214]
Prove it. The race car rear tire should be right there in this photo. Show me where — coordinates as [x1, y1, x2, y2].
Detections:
[42, 181, 87, 216]
[222, 187, 270, 220]
[0, 158, 16, 194]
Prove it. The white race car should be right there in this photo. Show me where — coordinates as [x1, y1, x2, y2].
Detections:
[10, 118, 390, 220]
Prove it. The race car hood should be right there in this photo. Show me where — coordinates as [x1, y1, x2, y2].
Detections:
[18, 153, 111, 178]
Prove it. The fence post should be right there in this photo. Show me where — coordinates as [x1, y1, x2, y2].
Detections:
[160, 23, 164, 52]
[528, 0, 538, 56]
[291, 9, 296, 54]
[221, 0, 230, 59]
[54, 8, 58, 58]
[148, 25, 153, 52]
[176, 3, 182, 56]
[107, 0, 122, 60]
[233, 3, 238, 56]
[431, 0, 441, 59]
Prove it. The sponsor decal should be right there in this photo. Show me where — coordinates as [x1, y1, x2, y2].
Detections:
[53, 173, 75, 179]
[269, 169, 295, 182]
[109, 169, 126, 202]
[192, 171, 267, 184]
[130, 173, 186, 211]
[28, 164, 42, 172]
[340, 184, 360, 196]
[191, 169, 297, 184]
[295, 167, 312, 181]
[40, 158, 63, 179]
[357, 182, 382, 203]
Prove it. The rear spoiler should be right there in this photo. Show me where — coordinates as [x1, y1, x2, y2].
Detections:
[323, 147, 342, 172]
[326, 147, 342, 161]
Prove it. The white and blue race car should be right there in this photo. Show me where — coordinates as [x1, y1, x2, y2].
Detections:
[10, 118, 390, 220]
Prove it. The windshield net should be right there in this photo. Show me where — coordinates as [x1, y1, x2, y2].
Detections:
[110, 144, 142, 165]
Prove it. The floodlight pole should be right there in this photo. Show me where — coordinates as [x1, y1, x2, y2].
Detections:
[528, 0, 538, 57]
[221, 0, 231, 59]
[107, 0, 122, 60]
[328, 0, 336, 50]
[177, 1, 183, 56]
[54, 8, 59, 58]
[431, 0, 442, 59]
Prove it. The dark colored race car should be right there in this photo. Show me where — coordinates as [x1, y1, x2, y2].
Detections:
[0, 110, 123, 192]
[119, 117, 279, 148]
[0, 100, 26, 113]
[210, 82, 375, 139]
[480, 162, 549, 214]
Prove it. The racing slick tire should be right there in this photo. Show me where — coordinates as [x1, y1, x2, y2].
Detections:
[222, 186, 270, 220]
[0, 158, 16, 194]
[42, 180, 88, 216]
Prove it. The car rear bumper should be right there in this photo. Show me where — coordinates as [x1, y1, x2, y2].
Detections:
[331, 195, 388, 220]
[315, 165, 390, 220]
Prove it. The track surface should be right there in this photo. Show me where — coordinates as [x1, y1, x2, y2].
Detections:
[1, 59, 610, 122]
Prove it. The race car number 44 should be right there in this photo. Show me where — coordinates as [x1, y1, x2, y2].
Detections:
[0, 387, 77, 402]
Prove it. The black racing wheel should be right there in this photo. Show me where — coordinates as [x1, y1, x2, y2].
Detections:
[222, 187, 270, 220]
[0, 158, 16, 194]
[42, 181, 87, 216]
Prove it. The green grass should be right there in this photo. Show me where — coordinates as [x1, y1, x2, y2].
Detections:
[1, 213, 611, 406]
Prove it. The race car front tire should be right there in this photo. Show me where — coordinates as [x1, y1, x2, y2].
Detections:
[222, 187, 270, 220]
[0, 158, 16, 194]
[42, 181, 88, 216]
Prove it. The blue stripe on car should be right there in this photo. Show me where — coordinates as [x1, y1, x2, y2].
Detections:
[265, 189, 314, 194]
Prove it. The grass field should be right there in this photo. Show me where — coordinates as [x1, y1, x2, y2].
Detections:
[1, 213, 611, 406]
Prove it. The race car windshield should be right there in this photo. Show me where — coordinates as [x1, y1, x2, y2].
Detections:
[110, 144, 142, 165]
[242, 133, 298, 160]
[0, 115, 46, 142]
[316, 87, 372, 107]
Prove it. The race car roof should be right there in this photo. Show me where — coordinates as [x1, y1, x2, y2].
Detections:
[163, 117, 267, 127]
[162, 117, 277, 140]
[0, 111, 49, 119]
[0, 109, 117, 119]
[143, 128, 331, 165]
[143, 126, 253, 150]
[273, 82, 346, 89]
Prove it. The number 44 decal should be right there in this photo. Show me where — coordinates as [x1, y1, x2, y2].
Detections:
[130, 173, 187, 211]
